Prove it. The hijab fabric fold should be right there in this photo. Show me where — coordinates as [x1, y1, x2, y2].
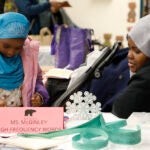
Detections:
[0, 12, 29, 39]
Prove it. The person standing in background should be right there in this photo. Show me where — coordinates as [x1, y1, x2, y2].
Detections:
[38, 0, 63, 34]
[13, 0, 68, 34]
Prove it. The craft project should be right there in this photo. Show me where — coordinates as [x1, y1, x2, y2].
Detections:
[103, 33, 112, 47]
[127, 2, 136, 23]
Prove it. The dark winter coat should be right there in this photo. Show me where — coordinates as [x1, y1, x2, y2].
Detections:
[112, 59, 150, 118]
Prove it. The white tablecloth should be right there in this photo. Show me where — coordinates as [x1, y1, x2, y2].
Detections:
[57, 113, 150, 150]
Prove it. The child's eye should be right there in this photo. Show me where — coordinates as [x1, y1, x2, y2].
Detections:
[132, 48, 141, 54]
[129, 46, 141, 54]
[3, 44, 9, 49]
[134, 49, 141, 54]
[15, 47, 22, 51]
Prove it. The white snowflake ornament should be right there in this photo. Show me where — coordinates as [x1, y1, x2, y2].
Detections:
[66, 91, 101, 120]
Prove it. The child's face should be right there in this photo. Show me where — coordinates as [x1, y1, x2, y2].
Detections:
[127, 37, 150, 73]
[0, 38, 25, 57]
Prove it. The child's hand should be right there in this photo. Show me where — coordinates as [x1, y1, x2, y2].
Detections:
[50, 1, 62, 13]
[0, 99, 6, 107]
[30, 93, 43, 107]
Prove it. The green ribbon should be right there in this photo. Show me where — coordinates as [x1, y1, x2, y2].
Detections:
[19, 114, 141, 150]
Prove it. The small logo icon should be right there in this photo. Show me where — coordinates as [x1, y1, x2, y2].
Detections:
[25, 109, 36, 116]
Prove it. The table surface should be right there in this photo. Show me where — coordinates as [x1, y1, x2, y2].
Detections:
[57, 112, 150, 150]
[0, 112, 149, 150]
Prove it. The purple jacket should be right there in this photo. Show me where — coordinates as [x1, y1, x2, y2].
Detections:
[21, 37, 49, 106]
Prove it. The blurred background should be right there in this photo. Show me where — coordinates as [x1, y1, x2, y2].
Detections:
[2, 0, 150, 47]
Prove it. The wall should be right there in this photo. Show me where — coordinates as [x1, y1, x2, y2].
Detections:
[64, 0, 140, 47]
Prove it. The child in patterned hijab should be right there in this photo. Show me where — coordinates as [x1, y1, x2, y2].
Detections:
[0, 12, 49, 107]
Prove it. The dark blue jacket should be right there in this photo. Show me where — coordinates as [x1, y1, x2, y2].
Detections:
[82, 48, 130, 112]
[112, 60, 150, 118]
[14, 0, 50, 34]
